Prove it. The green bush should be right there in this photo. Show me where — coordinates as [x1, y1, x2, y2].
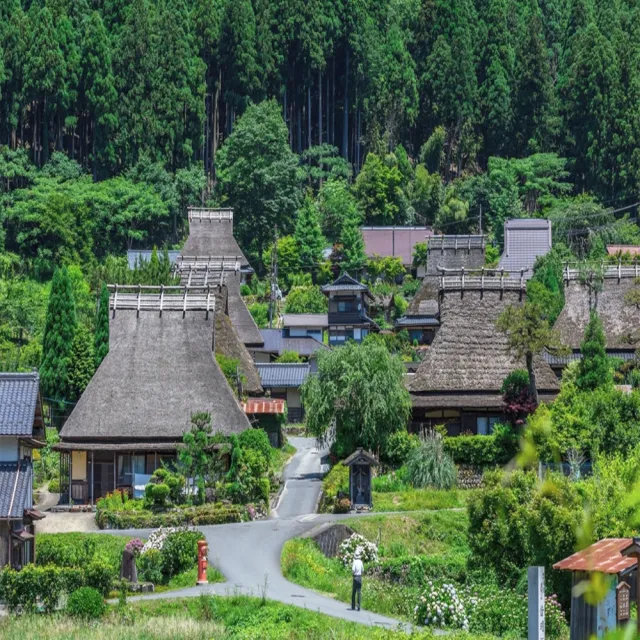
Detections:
[443, 435, 516, 466]
[239, 427, 272, 462]
[160, 530, 205, 579]
[66, 586, 106, 619]
[138, 549, 163, 584]
[406, 436, 457, 489]
[371, 466, 410, 493]
[96, 502, 245, 529]
[85, 560, 113, 597]
[318, 463, 349, 513]
[0, 565, 83, 613]
[151, 483, 170, 506]
[381, 431, 419, 467]
[48, 477, 60, 493]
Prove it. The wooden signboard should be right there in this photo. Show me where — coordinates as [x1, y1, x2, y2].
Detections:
[617, 582, 630, 621]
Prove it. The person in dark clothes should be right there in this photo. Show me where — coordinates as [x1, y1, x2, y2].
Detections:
[351, 548, 363, 611]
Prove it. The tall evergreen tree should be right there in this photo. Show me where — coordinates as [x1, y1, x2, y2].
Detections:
[40, 267, 77, 400]
[340, 210, 366, 274]
[94, 283, 109, 367]
[67, 324, 95, 401]
[295, 193, 325, 277]
[577, 311, 612, 391]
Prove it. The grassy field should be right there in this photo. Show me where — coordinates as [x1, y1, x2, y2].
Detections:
[372, 488, 474, 512]
[0, 594, 499, 640]
[281, 511, 470, 621]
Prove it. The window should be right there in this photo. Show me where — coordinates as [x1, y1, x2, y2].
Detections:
[488, 417, 500, 433]
[477, 417, 488, 436]
[117, 454, 146, 487]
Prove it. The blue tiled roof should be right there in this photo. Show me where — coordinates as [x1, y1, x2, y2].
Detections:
[257, 330, 328, 357]
[0, 372, 39, 436]
[543, 349, 637, 366]
[256, 363, 310, 388]
[395, 315, 440, 327]
[0, 460, 32, 518]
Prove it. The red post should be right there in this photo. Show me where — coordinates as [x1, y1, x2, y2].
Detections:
[197, 539, 208, 585]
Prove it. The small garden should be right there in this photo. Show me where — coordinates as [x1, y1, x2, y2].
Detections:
[95, 414, 290, 529]
[0, 528, 221, 612]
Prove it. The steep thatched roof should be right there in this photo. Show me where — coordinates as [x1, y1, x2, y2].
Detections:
[406, 236, 486, 316]
[213, 287, 263, 395]
[181, 210, 249, 267]
[409, 289, 559, 403]
[554, 271, 640, 349]
[224, 272, 264, 346]
[60, 308, 251, 441]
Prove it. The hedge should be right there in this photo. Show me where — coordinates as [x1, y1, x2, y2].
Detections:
[318, 463, 349, 513]
[96, 502, 246, 529]
[443, 435, 516, 466]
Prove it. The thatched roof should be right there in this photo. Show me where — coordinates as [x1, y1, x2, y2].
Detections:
[409, 289, 559, 403]
[60, 309, 251, 441]
[406, 236, 486, 316]
[181, 209, 249, 267]
[224, 272, 264, 346]
[554, 269, 640, 349]
[213, 287, 263, 395]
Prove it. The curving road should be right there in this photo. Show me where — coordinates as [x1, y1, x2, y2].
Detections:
[119, 437, 412, 631]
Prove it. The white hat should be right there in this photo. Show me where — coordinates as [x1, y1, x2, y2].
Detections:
[354, 548, 362, 559]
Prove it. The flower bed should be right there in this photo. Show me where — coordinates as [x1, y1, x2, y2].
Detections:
[96, 502, 251, 529]
[339, 533, 379, 566]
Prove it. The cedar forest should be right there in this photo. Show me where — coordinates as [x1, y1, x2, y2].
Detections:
[3, 0, 640, 402]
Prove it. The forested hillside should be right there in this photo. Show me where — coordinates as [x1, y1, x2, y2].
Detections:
[2, 0, 640, 380]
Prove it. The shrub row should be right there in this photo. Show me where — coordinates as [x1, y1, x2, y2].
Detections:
[0, 563, 112, 612]
[443, 435, 516, 466]
[318, 464, 349, 514]
[374, 554, 468, 586]
[96, 502, 245, 529]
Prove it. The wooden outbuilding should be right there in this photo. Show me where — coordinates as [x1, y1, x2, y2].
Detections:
[342, 449, 378, 509]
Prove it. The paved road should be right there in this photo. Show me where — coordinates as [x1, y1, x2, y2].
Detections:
[118, 437, 412, 631]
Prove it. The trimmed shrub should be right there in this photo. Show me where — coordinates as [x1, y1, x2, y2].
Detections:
[151, 483, 170, 506]
[138, 549, 163, 584]
[443, 435, 516, 466]
[406, 436, 457, 489]
[381, 430, 419, 467]
[85, 560, 113, 596]
[239, 428, 272, 463]
[319, 463, 349, 513]
[66, 586, 106, 619]
[160, 530, 205, 578]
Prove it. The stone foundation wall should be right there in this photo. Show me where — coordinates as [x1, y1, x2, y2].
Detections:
[457, 464, 484, 489]
[305, 523, 354, 558]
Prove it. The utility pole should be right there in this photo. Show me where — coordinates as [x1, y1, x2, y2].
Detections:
[268, 226, 278, 329]
[479, 204, 483, 235]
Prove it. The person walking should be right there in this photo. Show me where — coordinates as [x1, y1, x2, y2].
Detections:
[351, 548, 364, 611]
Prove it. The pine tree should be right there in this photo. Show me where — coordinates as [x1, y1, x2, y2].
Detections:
[68, 324, 95, 401]
[577, 311, 612, 391]
[40, 267, 77, 400]
[295, 194, 325, 277]
[94, 283, 109, 367]
[340, 211, 366, 274]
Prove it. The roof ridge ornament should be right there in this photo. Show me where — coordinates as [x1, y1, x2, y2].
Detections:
[187, 207, 233, 223]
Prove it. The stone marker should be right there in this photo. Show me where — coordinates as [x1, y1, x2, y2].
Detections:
[528, 566, 545, 640]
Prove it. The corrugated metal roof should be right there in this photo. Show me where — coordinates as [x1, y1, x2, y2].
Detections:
[362, 227, 434, 266]
[256, 363, 310, 388]
[553, 539, 636, 575]
[0, 372, 40, 436]
[127, 250, 181, 270]
[257, 330, 328, 357]
[282, 314, 328, 328]
[242, 398, 286, 414]
[0, 460, 32, 519]
[498, 218, 552, 279]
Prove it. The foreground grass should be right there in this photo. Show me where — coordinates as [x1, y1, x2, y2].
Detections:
[270, 442, 297, 475]
[0, 594, 498, 640]
[36, 532, 132, 568]
[281, 511, 471, 621]
[153, 566, 224, 593]
[372, 488, 475, 512]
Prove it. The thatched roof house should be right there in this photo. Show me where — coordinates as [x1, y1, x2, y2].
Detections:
[408, 274, 559, 435]
[554, 265, 640, 350]
[57, 286, 252, 504]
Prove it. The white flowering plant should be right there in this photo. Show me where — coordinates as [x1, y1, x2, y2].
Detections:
[141, 526, 193, 554]
[414, 581, 469, 630]
[339, 533, 379, 567]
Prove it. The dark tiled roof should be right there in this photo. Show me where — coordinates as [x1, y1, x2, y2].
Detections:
[282, 314, 328, 328]
[0, 372, 39, 436]
[127, 250, 181, 270]
[498, 218, 552, 279]
[543, 349, 637, 366]
[257, 329, 329, 357]
[0, 460, 32, 518]
[395, 315, 440, 327]
[321, 272, 370, 293]
[257, 363, 310, 387]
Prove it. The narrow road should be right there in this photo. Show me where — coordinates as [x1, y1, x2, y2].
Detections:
[121, 437, 412, 631]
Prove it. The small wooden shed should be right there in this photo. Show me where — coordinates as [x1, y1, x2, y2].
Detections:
[342, 449, 378, 509]
[553, 538, 637, 640]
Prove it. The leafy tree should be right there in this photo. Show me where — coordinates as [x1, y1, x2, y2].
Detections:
[294, 194, 325, 277]
[497, 302, 568, 403]
[284, 285, 327, 314]
[40, 267, 77, 400]
[412, 242, 428, 270]
[409, 166, 442, 224]
[276, 350, 302, 363]
[302, 339, 411, 457]
[354, 152, 402, 224]
[317, 179, 359, 242]
[94, 283, 109, 367]
[67, 324, 95, 401]
[216, 100, 301, 269]
[501, 369, 537, 426]
[577, 312, 613, 391]
[340, 212, 367, 274]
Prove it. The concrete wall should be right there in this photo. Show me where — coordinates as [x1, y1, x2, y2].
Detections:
[72, 451, 87, 480]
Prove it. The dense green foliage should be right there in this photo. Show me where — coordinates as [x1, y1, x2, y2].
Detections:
[577, 312, 613, 391]
[94, 283, 109, 367]
[405, 436, 457, 490]
[302, 339, 412, 457]
[66, 587, 106, 619]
